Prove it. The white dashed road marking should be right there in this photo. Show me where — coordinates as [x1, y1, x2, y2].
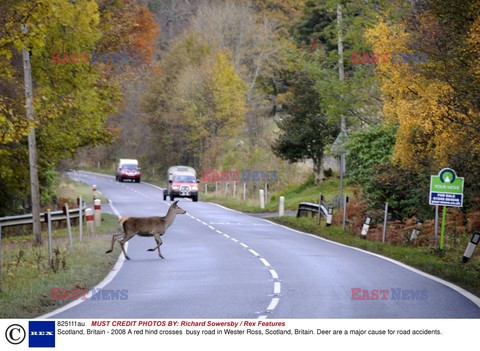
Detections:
[273, 282, 281, 294]
[266, 298, 280, 311]
[186, 213, 281, 319]
[71, 171, 284, 318]
[259, 258, 271, 267]
[249, 249, 260, 257]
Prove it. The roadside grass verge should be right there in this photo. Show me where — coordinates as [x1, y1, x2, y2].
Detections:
[202, 177, 355, 213]
[1, 176, 120, 318]
[270, 216, 480, 297]
[57, 177, 108, 205]
[0, 213, 121, 318]
[202, 195, 267, 212]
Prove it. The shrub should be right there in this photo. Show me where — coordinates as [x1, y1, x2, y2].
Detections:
[346, 124, 397, 187]
[363, 163, 432, 221]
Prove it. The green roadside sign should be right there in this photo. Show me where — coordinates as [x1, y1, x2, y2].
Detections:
[429, 168, 464, 207]
[429, 168, 464, 250]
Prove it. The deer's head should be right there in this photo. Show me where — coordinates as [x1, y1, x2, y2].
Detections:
[171, 200, 186, 214]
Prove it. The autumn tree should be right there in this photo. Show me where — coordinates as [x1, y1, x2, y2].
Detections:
[293, 0, 384, 128]
[0, 0, 159, 215]
[175, 51, 247, 168]
[147, 0, 199, 50]
[190, 0, 278, 147]
[252, 0, 306, 35]
[366, 1, 480, 182]
[366, 0, 480, 206]
[272, 65, 339, 183]
[142, 33, 212, 170]
[143, 32, 246, 170]
[77, 0, 160, 168]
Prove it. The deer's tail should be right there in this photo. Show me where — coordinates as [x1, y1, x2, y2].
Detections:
[118, 217, 130, 225]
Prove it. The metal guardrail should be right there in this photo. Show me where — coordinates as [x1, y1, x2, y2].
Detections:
[0, 206, 86, 228]
[296, 202, 329, 218]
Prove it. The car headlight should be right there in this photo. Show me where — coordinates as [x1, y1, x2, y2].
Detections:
[191, 186, 198, 190]
[172, 186, 179, 190]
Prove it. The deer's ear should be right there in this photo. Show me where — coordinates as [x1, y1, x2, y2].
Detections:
[172, 200, 179, 206]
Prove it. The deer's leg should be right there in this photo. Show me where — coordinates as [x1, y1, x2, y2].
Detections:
[105, 233, 124, 254]
[119, 233, 136, 260]
[147, 233, 164, 258]
[149, 234, 164, 259]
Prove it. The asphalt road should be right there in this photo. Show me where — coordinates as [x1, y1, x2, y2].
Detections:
[48, 171, 480, 318]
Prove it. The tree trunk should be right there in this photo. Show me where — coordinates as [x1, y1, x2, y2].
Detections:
[22, 24, 42, 246]
[313, 154, 325, 185]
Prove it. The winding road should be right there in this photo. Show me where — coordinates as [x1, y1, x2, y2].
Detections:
[45, 171, 480, 319]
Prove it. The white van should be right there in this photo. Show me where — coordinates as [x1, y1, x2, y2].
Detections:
[164, 165, 198, 201]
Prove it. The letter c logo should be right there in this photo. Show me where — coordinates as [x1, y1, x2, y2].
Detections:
[5, 324, 26, 345]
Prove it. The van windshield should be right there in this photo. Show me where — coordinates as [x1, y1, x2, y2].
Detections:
[121, 164, 138, 170]
[174, 175, 196, 183]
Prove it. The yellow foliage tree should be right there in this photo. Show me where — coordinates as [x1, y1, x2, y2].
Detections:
[366, 18, 480, 172]
[212, 51, 248, 137]
[174, 50, 247, 168]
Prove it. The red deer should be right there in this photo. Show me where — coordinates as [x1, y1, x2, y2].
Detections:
[105, 200, 186, 260]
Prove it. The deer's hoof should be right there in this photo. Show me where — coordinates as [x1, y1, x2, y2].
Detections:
[147, 248, 155, 252]
[105, 250, 112, 254]
[125, 256, 131, 260]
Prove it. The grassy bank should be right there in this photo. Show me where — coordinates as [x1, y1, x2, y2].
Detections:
[57, 177, 108, 205]
[270, 216, 480, 297]
[0, 213, 121, 318]
[0, 175, 121, 318]
[202, 177, 354, 213]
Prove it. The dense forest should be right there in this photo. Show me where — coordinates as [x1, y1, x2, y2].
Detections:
[1, 0, 480, 222]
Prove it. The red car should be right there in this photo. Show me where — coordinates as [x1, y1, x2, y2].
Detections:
[116, 164, 141, 182]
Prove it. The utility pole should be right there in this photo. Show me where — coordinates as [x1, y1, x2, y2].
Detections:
[337, 3, 345, 132]
[337, 3, 346, 210]
[21, 24, 42, 246]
